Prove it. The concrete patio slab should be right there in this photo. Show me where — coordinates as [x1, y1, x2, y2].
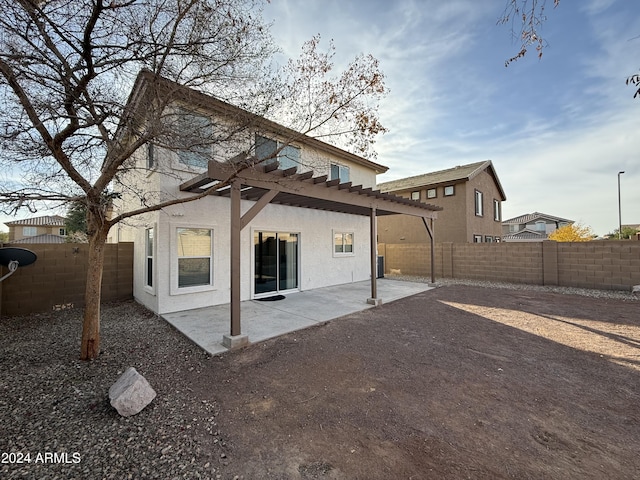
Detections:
[162, 278, 433, 355]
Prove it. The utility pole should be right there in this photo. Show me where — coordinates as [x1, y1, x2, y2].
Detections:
[618, 171, 625, 240]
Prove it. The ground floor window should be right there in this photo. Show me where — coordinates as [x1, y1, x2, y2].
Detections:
[145, 227, 154, 288]
[254, 231, 298, 295]
[177, 228, 212, 288]
[333, 231, 354, 255]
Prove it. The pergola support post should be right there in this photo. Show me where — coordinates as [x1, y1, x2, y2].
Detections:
[367, 207, 382, 306]
[223, 179, 248, 349]
[422, 217, 437, 286]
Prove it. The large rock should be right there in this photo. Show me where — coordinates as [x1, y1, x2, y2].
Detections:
[632, 285, 640, 295]
[109, 367, 156, 417]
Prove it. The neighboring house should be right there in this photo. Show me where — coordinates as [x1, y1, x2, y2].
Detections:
[376, 161, 506, 243]
[111, 71, 440, 324]
[4, 215, 67, 244]
[501, 212, 573, 242]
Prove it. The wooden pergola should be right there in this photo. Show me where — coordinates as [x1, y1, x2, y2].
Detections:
[180, 157, 442, 346]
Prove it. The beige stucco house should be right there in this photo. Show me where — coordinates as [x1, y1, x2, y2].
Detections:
[377, 161, 506, 244]
[501, 212, 573, 242]
[4, 215, 67, 244]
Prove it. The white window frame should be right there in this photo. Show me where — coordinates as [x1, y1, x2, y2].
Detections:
[333, 230, 354, 257]
[23, 226, 37, 237]
[175, 109, 213, 170]
[171, 225, 215, 295]
[475, 190, 484, 216]
[411, 191, 420, 201]
[473, 234, 483, 243]
[144, 227, 155, 292]
[493, 199, 501, 222]
[255, 134, 300, 171]
[330, 163, 350, 183]
[59, 228, 67, 236]
[427, 188, 437, 199]
[147, 142, 156, 169]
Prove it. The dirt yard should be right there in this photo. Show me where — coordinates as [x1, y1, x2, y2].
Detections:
[2, 284, 639, 479]
[193, 285, 640, 479]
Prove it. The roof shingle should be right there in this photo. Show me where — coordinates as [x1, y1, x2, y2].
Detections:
[377, 160, 506, 201]
[4, 215, 66, 227]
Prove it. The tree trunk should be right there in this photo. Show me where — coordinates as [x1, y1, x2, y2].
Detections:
[80, 218, 109, 360]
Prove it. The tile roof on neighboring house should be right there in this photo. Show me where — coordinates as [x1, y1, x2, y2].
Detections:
[377, 160, 506, 201]
[502, 212, 573, 225]
[11, 234, 66, 244]
[4, 215, 66, 227]
[502, 228, 548, 241]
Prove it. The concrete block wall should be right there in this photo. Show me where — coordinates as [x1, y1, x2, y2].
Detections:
[451, 242, 543, 284]
[0, 243, 133, 316]
[379, 241, 640, 292]
[556, 241, 640, 291]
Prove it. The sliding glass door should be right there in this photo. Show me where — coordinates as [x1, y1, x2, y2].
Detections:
[254, 231, 298, 295]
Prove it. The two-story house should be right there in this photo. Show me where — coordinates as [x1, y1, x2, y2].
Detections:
[377, 161, 506, 244]
[111, 71, 440, 328]
[4, 215, 67, 244]
[501, 212, 573, 242]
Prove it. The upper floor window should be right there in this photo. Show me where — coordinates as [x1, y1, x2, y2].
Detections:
[444, 185, 454, 196]
[474, 190, 483, 216]
[493, 199, 501, 222]
[330, 163, 350, 183]
[23, 226, 37, 237]
[176, 110, 212, 169]
[427, 188, 436, 199]
[473, 234, 482, 243]
[147, 143, 155, 169]
[256, 135, 300, 171]
[535, 221, 546, 232]
[411, 191, 420, 201]
[59, 228, 67, 236]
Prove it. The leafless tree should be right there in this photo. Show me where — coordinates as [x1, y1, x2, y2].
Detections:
[0, 0, 387, 359]
[499, 1, 639, 97]
[498, 0, 560, 66]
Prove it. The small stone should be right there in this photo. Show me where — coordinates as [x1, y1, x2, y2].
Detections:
[109, 367, 157, 417]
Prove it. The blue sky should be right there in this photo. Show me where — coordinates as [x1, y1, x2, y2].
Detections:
[2, 0, 638, 237]
[263, 0, 640, 236]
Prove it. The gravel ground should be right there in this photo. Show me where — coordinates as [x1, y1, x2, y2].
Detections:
[1, 279, 638, 479]
[0, 301, 228, 480]
[388, 274, 640, 301]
